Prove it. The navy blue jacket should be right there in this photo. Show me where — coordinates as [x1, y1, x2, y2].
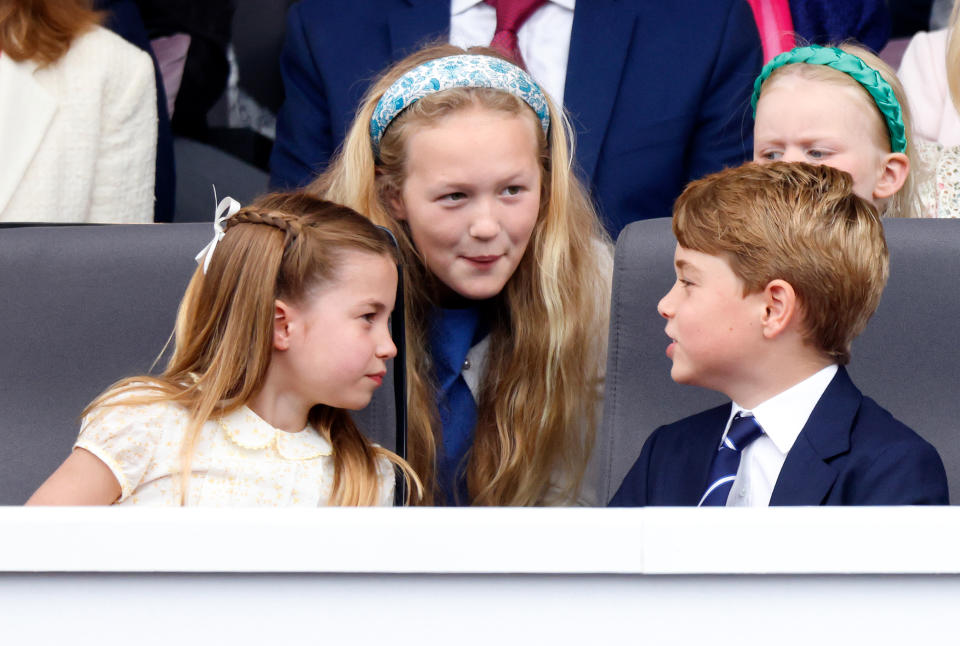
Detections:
[610, 367, 949, 506]
[269, 0, 761, 236]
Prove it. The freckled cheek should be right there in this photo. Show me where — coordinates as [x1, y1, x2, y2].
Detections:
[725, 317, 755, 335]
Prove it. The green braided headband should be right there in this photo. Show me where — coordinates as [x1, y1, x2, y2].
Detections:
[750, 45, 907, 154]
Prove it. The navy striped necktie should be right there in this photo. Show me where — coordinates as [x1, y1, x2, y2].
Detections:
[698, 413, 764, 507]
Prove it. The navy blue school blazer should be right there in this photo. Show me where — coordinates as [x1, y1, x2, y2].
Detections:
[609, 367, 949, 506]
[269, 0, 761, 237]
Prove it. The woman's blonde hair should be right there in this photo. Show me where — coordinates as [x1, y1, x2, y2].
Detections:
[85, 192, 420, 506]
[0, 0, 101, 65]
[310, 44, 612, 506]
[947, 1, 960, 115]
[758, 43, 920, 218]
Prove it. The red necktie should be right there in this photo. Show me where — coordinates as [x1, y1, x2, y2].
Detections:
[485, 0, 547, 69]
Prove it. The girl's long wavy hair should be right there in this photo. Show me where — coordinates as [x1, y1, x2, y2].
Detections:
[757, 42, 920, 219]
[84, 192, 421, 505]
[0, 0, 101, 65]
[310, 44, 612, 506]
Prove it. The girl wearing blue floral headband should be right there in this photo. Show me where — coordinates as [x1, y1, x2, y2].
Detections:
[752, 43, 919, 218]
[29, 192, 420, 507]
[312, 45, 612, 506]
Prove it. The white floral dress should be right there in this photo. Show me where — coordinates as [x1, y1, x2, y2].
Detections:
[917, 140, 960, 219]
[75, 399, 395, 506]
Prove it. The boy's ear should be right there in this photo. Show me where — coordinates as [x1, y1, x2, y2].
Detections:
[273, 299, 295, 351]
[873, 152, 910, 200]
[760, 279, 797, 339]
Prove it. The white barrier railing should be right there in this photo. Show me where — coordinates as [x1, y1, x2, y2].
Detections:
[2, 507, 959, 644]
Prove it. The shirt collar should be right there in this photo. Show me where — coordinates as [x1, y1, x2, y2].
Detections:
[728, 364, 839, 454]
[451, 0, 575, 15]
[451, 0, 487, 14]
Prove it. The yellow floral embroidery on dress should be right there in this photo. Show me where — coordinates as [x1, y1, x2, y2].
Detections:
[74, 398, 391, 506]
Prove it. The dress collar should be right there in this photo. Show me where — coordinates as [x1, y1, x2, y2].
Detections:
[219, 406, 333, 460]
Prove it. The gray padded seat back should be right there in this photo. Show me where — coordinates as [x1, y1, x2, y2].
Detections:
[173, 138, 270, 223]
[597, 217, 960, 505]
[0, 224, 396, 504]
[595, 218, 724, 504]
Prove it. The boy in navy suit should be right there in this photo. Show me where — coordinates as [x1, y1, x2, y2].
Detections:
[610, 162, 949, 507]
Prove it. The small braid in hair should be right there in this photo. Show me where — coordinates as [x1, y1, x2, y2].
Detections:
[226, 209, 304, 248]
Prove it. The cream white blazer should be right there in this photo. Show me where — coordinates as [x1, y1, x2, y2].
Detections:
[0, 26, 157, 223]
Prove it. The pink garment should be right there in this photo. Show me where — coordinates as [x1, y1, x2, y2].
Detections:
[150, 33, 191, 118]
[899, 29, 960, 148]
[746, 0, 796, 62]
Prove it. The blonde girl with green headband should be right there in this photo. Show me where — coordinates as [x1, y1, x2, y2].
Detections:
[311, 44, 612, 506]
[751, 43, 919, 218]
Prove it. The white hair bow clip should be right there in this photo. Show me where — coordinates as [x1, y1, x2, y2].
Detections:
[195, 194, 241, 274]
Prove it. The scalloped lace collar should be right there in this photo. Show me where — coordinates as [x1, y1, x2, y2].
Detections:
[219, 406, 332, 460]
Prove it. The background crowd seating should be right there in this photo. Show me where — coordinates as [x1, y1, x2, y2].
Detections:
[172, 137, 269, 222]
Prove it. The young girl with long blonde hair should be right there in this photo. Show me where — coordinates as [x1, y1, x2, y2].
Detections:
[29, 192, 419, 506]
[311, 44, 613, 506]
[751, 43, 919, 218]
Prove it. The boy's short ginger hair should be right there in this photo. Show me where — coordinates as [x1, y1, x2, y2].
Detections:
[673, 161, 889, 365]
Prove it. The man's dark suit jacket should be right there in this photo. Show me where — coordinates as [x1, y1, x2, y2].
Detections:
[269, 0, 762, 236]
[610, 367, 949, 506]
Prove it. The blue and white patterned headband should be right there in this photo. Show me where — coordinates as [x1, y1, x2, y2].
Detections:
[369, 55, 551, 151]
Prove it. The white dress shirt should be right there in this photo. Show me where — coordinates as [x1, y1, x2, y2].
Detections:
[449, 0, 574, 106]
[723, 364, 839, 507]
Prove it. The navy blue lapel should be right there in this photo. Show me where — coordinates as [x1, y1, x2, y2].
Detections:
[563, 0, 637, 182]
[388, 0, 450, 60]
[769, 367, 860, 505]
